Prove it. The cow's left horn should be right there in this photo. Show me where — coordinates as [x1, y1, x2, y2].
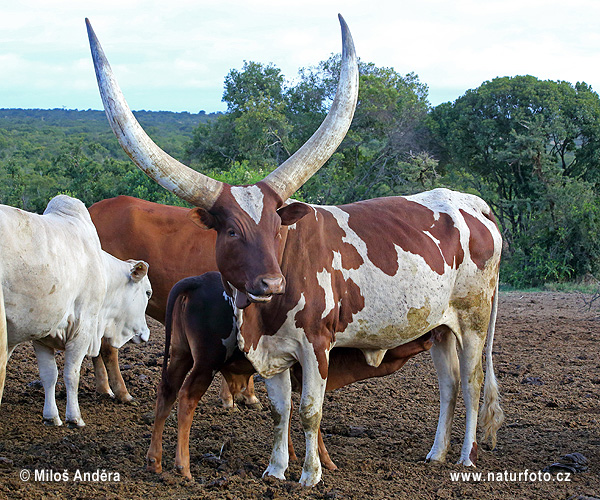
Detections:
[262, 14, 359, 202]
[85, 19, 223, 209]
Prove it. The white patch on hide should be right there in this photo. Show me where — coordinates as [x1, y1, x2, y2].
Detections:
[231, 185, 264, 225]
[316, 269, 335, 319]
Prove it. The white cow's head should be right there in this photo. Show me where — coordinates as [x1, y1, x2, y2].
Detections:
[103, 260, 152, 348]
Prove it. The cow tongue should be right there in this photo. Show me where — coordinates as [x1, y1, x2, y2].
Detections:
[235, 289, 251, 309]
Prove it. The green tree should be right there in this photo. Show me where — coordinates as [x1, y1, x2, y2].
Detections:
[431, 75, 600, 284]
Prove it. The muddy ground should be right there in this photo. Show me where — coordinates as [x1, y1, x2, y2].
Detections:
[0, 291, 598, 499]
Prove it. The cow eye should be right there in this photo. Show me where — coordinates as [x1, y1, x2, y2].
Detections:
[146, 290, 152, 299]
[228, 228, 237, 238]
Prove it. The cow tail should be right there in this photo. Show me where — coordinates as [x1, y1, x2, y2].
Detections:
[479, 281, 505, 449]
[162, 282, 181, 378]
[0, 286, 7, 405]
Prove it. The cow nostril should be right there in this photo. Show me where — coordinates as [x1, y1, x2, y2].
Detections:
[260, 276, 285, 293]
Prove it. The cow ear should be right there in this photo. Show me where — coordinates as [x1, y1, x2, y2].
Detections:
[130, 260, 149, 282]
[188, 208, 215, 230]
[277, 202, 311, 226]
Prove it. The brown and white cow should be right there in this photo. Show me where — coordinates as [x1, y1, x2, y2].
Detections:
[146, 271, 434, 479]
[87, 15, 504, 487]
[88, 196, 259, 408]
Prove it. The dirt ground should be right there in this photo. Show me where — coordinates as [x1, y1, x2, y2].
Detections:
[0, 291, 598, 500]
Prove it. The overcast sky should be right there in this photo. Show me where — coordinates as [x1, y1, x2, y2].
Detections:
[2, 0, 600, 113]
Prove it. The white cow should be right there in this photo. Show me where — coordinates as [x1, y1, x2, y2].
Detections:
[0, 195, 152, 427]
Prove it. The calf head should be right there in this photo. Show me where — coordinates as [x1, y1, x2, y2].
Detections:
[87, 15, 358, 306]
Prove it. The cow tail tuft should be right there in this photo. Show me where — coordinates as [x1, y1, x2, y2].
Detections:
[480, 282, 504, 449]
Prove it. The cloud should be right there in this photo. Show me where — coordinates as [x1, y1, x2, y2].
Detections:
[2, 0, 600, 111]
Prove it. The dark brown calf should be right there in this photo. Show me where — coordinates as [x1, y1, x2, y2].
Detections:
[146, 272, 433, 480]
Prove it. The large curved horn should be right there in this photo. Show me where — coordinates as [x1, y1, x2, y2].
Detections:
[85, 19, 223, 209]
[262, 14, 359, 202]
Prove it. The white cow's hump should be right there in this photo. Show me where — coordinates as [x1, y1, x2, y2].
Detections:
[43, 195, 92, 224]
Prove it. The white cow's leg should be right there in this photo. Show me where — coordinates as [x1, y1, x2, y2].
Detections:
[263, 369, 292, 481]
[32, 341, 62, 426]
[298, 352, 327, 487]
[63, 341, 87, 428]
[0, 287, 6, 406]
[457, 333, 486, 466]
[427, 331, 460, 462]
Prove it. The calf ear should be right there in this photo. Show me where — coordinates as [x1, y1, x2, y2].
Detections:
[130, 261, 149, 282]
[188, 207, 216, 230]
[277, 202, 311, 226]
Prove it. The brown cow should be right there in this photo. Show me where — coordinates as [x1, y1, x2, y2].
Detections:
[88, 15, 504, 487]
[146, 272, 434, 479]
[88, 196, 259, 408]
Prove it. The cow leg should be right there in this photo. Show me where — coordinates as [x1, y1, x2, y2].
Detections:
[220, 373, 262, 410]
[100, 340, 133, 403]
[456, 333, 487, 466]
[0, 288, 7, 406]
[174, 366, 214, 479]
[147, 355, 193, 474]
[317, 427, 337, 471]
[263, 369, 292, 481]
[241, 375, 262, 409]
[287, 400, 298, 462]
[92, 353, 114, 399]
[297, 355, 327, 487]
[63, 340, 88, 428]
[218, 377, 235, 409]
[32, 342, 62, 426]
[426, 328, 460, 463]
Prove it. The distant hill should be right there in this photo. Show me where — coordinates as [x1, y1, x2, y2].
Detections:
[0, 108, 219, 161]
[0, 108, 220, 212]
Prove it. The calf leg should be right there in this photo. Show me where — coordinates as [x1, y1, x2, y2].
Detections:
[174, 367, 215, 479]
[101, 341, 133, 403]
[263, 369, 292, 481]
[32, 341, 62, 426]
[63, 340, 88, 428]
[146, 354, 193, 474]
[218, 377, 235, 409]
[426, 328, 460, 463]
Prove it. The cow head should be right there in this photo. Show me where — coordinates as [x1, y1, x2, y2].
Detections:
[86, 16, 358, 307]
[103, 260, 152, 348]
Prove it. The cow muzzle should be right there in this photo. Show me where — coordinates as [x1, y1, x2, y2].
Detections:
[131, 328, 150, 344]
[230, 275, 285, 309]
[247, 275, 285, 301]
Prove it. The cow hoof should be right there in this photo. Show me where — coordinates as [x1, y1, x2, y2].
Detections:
[244, 400, 263, 411]
[66, 419, 86, 429]
[263, 466, 286, 481]
[299, 469, 321, 487]
[146, 457, 162, 474]
[174, 465, 192, 480]
[43, 416, 63, 426]
[97, 389, 115, 400]
[116, 393, 134, 404]
[322, 459, 338, 471]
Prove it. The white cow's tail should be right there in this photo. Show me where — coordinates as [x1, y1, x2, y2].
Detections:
[479, 282, 504, 448]
[0, 285, 7, 406]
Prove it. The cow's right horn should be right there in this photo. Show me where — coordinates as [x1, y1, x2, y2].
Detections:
[86, 19, 223, 209]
